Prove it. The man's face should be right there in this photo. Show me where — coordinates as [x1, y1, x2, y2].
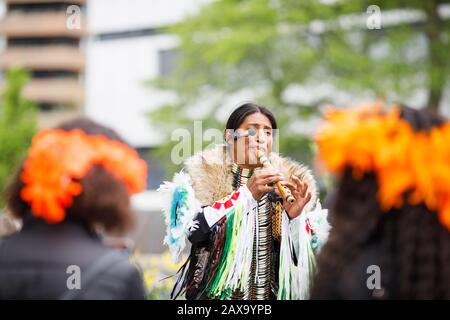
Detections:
[226, 112, 274, 168]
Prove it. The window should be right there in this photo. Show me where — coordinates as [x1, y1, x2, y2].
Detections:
[158, 49, 179, 77]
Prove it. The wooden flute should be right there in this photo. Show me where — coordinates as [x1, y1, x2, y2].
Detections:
[256, 149, 296, 204]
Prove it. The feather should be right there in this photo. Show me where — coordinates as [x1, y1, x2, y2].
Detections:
[305, 200, 331, 253]
[158, 170, 202, 263]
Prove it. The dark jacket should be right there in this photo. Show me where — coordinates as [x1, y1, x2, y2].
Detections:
[0, 215, 146, 300]
[311, 242, 394, 300]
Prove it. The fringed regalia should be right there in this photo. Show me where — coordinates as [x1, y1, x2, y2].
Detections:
[158, 145, 330, 300]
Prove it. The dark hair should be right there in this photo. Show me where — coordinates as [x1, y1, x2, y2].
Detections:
[5, 117, 135, 235]
[57, 117, 126, 143]
[226, 102, 277, 130]
[311, 106, 450, 299]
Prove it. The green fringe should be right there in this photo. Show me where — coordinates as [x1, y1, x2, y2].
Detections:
[207, 209, 235, 298]
[207, 202, 245, 299]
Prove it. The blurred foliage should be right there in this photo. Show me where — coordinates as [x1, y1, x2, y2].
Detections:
[148, 0, 450, 187]
[133, 251, 188, 300]
[0, 68, 37, 209]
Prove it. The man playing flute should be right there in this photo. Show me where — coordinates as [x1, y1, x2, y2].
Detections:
[159, 102, 330, 300]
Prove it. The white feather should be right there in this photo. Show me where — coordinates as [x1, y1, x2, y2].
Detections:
[158, 170, 202, 263]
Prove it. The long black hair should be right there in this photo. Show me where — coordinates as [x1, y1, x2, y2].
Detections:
[311, 106, 450, 300]
[226, 102, 277, 130]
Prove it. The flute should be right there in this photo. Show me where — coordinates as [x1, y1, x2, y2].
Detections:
[256, 149, 296, 204]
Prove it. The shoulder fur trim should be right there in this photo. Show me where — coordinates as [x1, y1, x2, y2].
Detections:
[184, 145, 234, 206]
[184, 145, 318, 210]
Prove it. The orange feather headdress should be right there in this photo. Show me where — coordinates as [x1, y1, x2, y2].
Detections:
[315, 102, 450, 231]
[20, 129, 148, 224]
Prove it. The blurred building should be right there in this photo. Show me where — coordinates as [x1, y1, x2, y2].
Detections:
[0, 0, 202, 253]
[84, 0, 202, 190]
[0, 0, 85, 127]
[84, 1, 200, 254]
[85, 0, 198, 148]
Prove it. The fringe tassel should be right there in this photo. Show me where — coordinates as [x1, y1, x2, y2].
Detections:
[170, 256, 191, 299]
[277, 200, 330, 299]
[207, 201, 256, 299]
[294, 214, 316, 299]
[278, 211, 293, 299]
[207, 208, 236, 298]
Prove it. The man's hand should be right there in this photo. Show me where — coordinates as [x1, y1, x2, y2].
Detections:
[247, 168, 284, 201]
[274, 175, 312, 219]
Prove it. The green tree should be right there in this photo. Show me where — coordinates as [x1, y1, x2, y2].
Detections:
[0, 68, 37, 208]
[149, 0, 450, 178]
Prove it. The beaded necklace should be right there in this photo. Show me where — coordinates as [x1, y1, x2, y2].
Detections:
[231, 163, 273, 300]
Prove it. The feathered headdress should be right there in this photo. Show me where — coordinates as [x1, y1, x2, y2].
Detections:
[20, 129, 148, 223]
[315, 102, 450, 231]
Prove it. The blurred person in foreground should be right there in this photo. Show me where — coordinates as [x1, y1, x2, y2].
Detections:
[0, 118, 148, 299]
[312, 103, 450, 299]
